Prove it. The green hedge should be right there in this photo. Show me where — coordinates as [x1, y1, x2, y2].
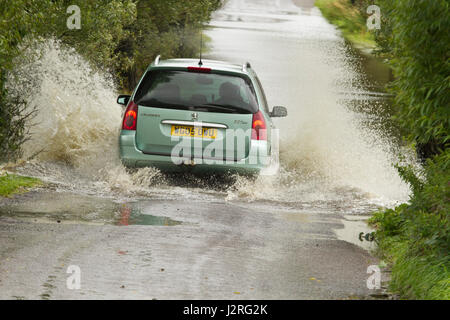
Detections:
[370, 151, 450, 299]
[370, 0, 450, 300]
[375, 0, 449, 156]
[315, 0, 376, 47]
[0, 0, 221, 161]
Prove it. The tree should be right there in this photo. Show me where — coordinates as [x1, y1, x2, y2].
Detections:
[119, 0, 222, 89]
[0, 0, 222, 160]
[375, 0, 450, 158]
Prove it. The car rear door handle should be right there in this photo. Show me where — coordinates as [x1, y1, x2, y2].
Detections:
[161, 120, 228, 129]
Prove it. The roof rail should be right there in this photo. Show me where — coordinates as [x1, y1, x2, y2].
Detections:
[242, 61, 251, 72]
[154, 55, 161, 65]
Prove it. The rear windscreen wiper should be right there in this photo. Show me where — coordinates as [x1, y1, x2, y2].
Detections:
[138, 102, 190, 110]
[196, 104, 250, 114]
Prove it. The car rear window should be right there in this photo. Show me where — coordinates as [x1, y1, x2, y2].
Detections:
[133, 70, 259, 114]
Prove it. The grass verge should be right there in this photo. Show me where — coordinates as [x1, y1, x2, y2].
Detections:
[315, 0, 376, 49]
[0, 173, 42, 197]
[369, 152, 450, 299]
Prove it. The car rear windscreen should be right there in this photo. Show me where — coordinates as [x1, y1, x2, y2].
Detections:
[133, 70, 259, 114]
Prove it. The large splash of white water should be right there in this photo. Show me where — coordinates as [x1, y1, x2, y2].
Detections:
[6, 40, 164, 196]
[7, 38, 411, 206]
[205, 3, 413, 206]
[7, 40, 121, 167]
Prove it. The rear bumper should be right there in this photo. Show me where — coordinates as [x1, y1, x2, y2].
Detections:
[119, 131, 269, 175]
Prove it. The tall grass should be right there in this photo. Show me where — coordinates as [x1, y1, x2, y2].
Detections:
[315, 0, 376, 48]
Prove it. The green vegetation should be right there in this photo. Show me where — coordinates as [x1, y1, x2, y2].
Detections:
[369, 0, 449, 299]
[316, 0, 450, 300]
[0, 174, 42, 197]
[0, 0, 221, 161]
[315, 0, 376, 48]
[375, 0, 449, 158]
[370, 152, 450, 299]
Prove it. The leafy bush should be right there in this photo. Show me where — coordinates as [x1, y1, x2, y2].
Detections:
[120, 0, 222, 89]
[370, 151, 450, 299]
[0, 0, 221, 161]
[315, 0, 376, 47]
[375, 0, 450, 157]
[0, 91, 36, 162]
[366, 0, 450, 300]
[0, 0, 54, 161]
[54, 0, 137, 80]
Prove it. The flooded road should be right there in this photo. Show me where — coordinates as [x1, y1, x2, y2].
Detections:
[0, 0, 411, 299]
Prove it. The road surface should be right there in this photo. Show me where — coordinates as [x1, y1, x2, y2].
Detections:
[0, 0, 407, 299]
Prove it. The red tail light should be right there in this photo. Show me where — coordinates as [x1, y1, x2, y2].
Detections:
[187, 66, 211, 73]
[122, 100, 138, 131]
[251, 110, 267, 140]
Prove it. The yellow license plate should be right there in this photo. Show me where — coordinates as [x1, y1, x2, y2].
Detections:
[171, 125, 217, 139]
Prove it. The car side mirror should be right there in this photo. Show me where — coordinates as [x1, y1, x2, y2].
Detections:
[117, 95, 131, 106]
[270, 106, 287, 117]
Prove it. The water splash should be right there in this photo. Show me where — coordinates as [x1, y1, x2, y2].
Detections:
[206, 4, 414, 207]
[7, 39, 162, 196]
[6, 38, 412, 208]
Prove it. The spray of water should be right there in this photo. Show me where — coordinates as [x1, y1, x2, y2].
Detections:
[220, 38, 413, 206]
[6, 38, 411, 206]
[7, 39, 163, 196]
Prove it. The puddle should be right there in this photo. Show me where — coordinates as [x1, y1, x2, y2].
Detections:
[334, 215, 376, 251]
[0, 191, 182, 227]
[281, 212, 309, 223]
[117, 205, 182, 226]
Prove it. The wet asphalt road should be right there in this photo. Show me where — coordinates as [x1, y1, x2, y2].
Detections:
[0, 0, 391, 299]
[0, 191, 379, 299]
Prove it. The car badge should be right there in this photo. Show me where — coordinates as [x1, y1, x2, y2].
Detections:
[191, 112, 199, 120]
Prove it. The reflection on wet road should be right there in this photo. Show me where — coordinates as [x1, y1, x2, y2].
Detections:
[0, 0, 407, 299]
[0, 190, 382, 299]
